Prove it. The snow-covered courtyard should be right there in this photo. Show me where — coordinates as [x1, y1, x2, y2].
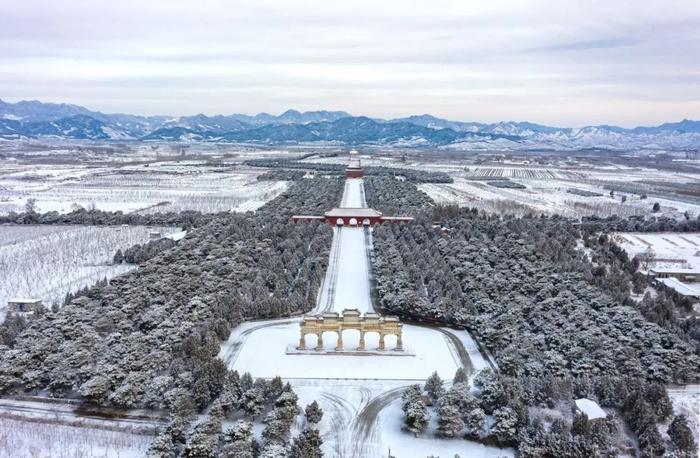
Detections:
[221, 320, 460, 381]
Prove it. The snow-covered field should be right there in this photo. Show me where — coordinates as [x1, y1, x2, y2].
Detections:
[0, 224, 176, 319]
[465, 166, 585, 180]
[613, 232, 700, 270]
[0, 396, 162, 458]
[421, 173, 700, 219]
[0, 417, 153, 458]
[0, 162, 287, 215]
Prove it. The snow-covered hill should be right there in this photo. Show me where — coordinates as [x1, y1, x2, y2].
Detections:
[0, 98, 698, 150]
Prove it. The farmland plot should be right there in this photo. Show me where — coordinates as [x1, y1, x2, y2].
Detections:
[421, 172, 700, 219]
[465, 166, 586, 180]
[0, 163, 288, 215]
[613, 232, 700, 270]
[0, 225, 175, 319]
[0, 417, 153, 458]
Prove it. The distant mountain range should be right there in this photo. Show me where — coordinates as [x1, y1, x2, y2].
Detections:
[1, 98, 699, 151]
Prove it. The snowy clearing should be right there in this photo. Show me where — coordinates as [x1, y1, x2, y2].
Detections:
[341, 178, 366, 208]
[418, 161, 700, 219]
[222, 320, 460, 381]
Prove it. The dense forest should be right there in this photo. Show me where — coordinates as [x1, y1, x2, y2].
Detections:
[579, 214, 700, 233]
[0, 206, 216, 227]
[366, 177, 700, 457]
[147, 372, 323, 457]
[398, 370, 692, 457]
[244, 158, 453, 183]
[256, 169, 307, 181]
[0, 177, 343, 412]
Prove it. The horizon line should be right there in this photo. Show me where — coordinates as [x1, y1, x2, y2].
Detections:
[0, 97, 697, 131]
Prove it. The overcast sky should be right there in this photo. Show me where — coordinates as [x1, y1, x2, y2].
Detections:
[1, 0, 699, 127]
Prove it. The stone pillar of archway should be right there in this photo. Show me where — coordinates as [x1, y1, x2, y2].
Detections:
[336, 329, 344, 351]
[298, 333, 306, 350]
[396, 331, 403, 351]
[378, 333, 385, 351]
[316, 332, 324, 351]
[359, 331, 366, 351]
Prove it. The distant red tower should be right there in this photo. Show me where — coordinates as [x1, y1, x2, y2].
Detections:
[346, 150, 363, 178]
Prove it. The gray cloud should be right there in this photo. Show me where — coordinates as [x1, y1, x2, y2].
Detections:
[0, 0, 699, 126]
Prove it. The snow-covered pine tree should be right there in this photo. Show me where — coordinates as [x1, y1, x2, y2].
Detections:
[424, 371, 445, 404]
[437, 403, 464, 438]
[668, 415, 696, 453]
[304, 401, 324, 425]
[289, 428, 323, 458]
[403, 398, 429, 434]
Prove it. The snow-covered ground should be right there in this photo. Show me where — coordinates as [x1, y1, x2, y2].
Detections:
[0, 224, 177, 319]
[421, 174, 700, 219]
[331, 228, 373, 313]
[379, 398, 513, 458]
[0, 417, 153, 458]
[0, 162, 287, 215]
[222, 320, 459, 381]
[0, 396, 162, 458]
[341, 178, 365, 208]
[218, 177, 507, 457]
[613, 232, 700, 270]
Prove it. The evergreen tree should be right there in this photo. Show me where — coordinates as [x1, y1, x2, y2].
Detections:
[222, 420, 255, 458]
[571, 412, 590, 436]
[463, 407, 485, 440]
[403, 398, 429, 434]
[492, 407, 519, 444]
[453, 367, 469, 384]
[424, 371, 445, 403]
[668, 415, 696, 453]
[241, 387, 265, 418]
[145, 431, 176, 458]
[289, 428, 323, 458]
[304, 401, 324, 425]
[437, 403, 463, 438]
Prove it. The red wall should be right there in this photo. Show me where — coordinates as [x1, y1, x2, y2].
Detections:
[346, 169, 364, 178]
